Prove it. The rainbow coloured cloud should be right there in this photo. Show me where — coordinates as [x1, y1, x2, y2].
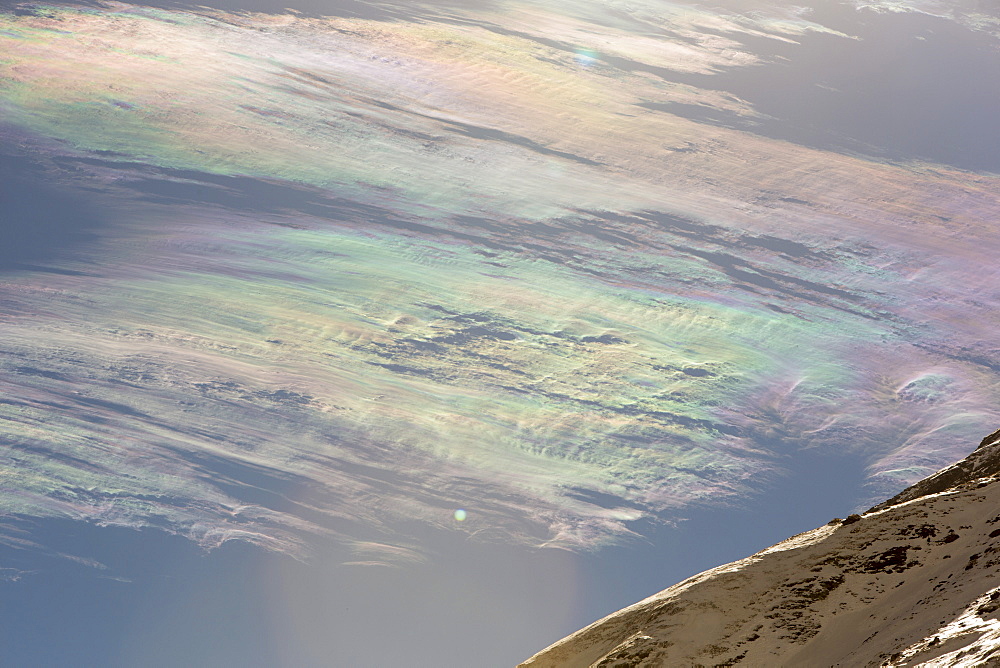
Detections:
[1, 1, 999, 562]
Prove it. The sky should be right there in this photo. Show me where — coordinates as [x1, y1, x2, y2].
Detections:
[1, 0, 999, 665]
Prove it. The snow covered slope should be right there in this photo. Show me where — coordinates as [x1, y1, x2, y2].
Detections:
[521, 429, 1000, 667]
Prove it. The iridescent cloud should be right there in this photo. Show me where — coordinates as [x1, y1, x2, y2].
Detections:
[1, 2, 998, 561]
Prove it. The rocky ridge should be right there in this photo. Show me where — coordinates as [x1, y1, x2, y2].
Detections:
[520, 429, 1000, 667]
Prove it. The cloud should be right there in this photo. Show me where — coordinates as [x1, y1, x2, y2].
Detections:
[0, 3, 998, 560]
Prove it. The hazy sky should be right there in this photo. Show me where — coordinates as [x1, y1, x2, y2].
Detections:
[1, 0, 999, 664]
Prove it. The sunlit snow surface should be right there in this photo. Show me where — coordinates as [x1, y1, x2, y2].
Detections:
[1, 0, 999, 562]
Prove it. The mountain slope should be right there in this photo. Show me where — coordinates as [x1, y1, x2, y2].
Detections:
[521, 429, 1000, 667]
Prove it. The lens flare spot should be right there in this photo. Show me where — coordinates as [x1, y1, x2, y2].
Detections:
[454, 509, 467, 522]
